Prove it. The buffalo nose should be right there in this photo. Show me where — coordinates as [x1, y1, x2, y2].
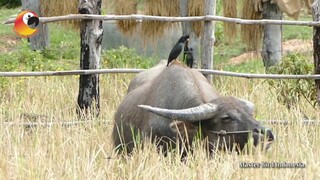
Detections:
[253, 127, 275, 142]
[265, 129, 274, 142]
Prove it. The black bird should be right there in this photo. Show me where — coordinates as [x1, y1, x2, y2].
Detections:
[167, 35, 189, 66]
[183, 40, 194, 68]
[185, 48, 194, 68]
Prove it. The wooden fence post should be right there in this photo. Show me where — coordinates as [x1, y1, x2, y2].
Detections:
[312, 0, 320, 105]
[201, 0, 216, 81]
[21, 0, 49, 50]
[261, 1, 282, 68]
[77, 0, 103, 118]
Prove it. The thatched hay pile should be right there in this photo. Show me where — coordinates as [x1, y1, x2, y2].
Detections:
[222, 0, 237, 43]
[144, 0, 179, 16]
[40, 0, 79, 28]
[115, 0, 138, 35]
[188, 0, 204, 37]
[240, 0, 263, 50]
[140, 0, 180, 44]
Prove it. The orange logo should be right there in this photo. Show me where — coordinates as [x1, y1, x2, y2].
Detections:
[14, 10, 39, 38]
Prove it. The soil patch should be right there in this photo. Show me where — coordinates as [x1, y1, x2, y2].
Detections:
[228, 39, 312, 65]
[0, 34, 21, 54]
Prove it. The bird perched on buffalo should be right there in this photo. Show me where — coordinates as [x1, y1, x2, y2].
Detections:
[167, 35, 189, 66]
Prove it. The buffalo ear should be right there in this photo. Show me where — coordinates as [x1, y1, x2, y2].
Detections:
[170, 121, 198, 136]
[237, 98, 255, 115]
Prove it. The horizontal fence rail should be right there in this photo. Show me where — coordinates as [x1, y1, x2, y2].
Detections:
[0, 68, 320, 79]
[1, 120, 318, 128]
[3, 14, 320, 26]
[2, 120, 99, 128]
[0, 69, 143, 77]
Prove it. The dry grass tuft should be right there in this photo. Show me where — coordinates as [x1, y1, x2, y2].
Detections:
[115, 0, 138, 36]
[240, 0, 263, 51]
[144, 0, 179, 17]
[0, 73, 319, 178]
[223, 0, 238, 43]
[140, 0, 179, 44]
[188, 0, 204, 37]
[39, 0, 80, 28]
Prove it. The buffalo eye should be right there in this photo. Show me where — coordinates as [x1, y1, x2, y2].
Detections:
[220, 115, 234, 124]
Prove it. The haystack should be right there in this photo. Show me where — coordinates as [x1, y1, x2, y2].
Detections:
[39, 0, 79, 28]
[115, 0, 138, 35]
[222, 0, 237, 43]
[188, 0, 204, 37]
[140, 0, 180, 44]
[240, 0, 263, 51]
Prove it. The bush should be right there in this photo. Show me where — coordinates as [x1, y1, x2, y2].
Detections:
[0, 0, 21, 8]
[102, 46, 157, 69]
[267, 53, 317, 108]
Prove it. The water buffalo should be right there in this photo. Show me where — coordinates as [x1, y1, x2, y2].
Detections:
[112, 61, 274, 155]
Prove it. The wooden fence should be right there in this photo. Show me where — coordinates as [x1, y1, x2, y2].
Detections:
[4, 14, 320, 26]
[2, 12, 319, 126]
[0, 68, 319, 79]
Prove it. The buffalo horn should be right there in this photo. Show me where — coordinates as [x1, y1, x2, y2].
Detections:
[138, 103, 218, 122]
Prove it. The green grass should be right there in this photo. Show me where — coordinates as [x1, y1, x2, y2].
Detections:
[282, 14, 313, 40]
[220, 58, 265, 73]
[0, 8, 18, 35]
[43, 24, 80, 61]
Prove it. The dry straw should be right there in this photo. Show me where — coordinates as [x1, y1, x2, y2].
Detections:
[188, 0, 204, 37]
[39, 0, 79, 28]
[240, 0, 263, 51]
[223, 0, 237, 43]
[115, 0, 138, 35]
[140, 0, 180, 44]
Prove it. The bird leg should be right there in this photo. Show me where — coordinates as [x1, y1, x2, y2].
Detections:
[172, 59, 181, 64]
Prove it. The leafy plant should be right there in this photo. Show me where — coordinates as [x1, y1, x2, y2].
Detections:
[102, 46, 156, 69]
[0, 40, 72, 89]
[214, 22, 224, 45]
[267, 53, 317, 108]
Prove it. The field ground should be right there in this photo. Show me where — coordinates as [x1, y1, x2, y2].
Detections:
[0, 7, 319, 179]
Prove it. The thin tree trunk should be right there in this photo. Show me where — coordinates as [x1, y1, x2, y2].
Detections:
[312, 0, 320, 105]
[201, 0, 216, 81]
[21, 0, 49, 50]
[261, 1, 282, 68]
[77, 0, 103, 118]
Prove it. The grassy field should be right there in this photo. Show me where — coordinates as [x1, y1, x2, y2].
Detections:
[0, 7, 319, 179]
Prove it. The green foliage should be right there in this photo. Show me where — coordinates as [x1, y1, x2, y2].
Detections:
[221, 59, 265, 73]
[214, 22, 224, 45]
[267, 53, 317, 108]
[45, 25, 80, 60]
[102, 46, 156, 69]
[0, 40, 71, 89]
[0, 0, 21, 8]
